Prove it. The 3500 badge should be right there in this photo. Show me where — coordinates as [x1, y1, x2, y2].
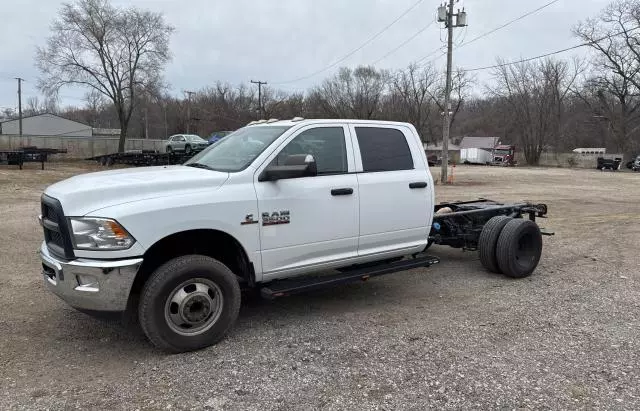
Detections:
[262, 210, 290, 226]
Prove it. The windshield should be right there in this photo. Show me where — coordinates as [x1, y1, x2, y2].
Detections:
[494, 149, 511, 155]
[184, 125, 292, 172]
[186, 135, 206, 142]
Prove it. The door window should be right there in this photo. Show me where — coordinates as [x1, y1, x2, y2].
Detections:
[355, 127, 413, 172]
[273, 127, 347, 175]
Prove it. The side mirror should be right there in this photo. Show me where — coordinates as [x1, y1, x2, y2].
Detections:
[258, 154, 317, 182]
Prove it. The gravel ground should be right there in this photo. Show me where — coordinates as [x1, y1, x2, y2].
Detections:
[0, 162, 639, 410]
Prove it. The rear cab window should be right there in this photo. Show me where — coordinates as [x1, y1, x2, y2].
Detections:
[354, 126, 414, 172]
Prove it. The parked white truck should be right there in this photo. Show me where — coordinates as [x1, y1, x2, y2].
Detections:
[39, 118, 550, 353]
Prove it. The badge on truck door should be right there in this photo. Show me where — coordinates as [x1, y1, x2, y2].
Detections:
[262, 210, 290, 226]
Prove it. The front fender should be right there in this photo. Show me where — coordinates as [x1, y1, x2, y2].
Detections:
[85, 184, 263, 278]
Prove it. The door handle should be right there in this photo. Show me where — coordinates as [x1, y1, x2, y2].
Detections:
[331, 188, 353, 196]
[409, 182, 428, 189]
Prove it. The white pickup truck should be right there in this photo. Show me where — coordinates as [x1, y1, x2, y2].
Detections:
[39, 118, 550, 353]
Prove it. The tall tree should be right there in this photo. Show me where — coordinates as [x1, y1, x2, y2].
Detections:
[390, 63, 439, 143]
[312, 66, 389, 119]
[574, 0, 640, 153]
[490, 58, 581, 165]
[36, 0, 174, 152]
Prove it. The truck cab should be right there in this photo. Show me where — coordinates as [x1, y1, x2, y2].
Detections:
[491, 145, 517, 166]
[39, 119, 435, 352]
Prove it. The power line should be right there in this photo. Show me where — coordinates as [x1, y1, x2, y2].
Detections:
[370, 20, 436, 66]
[414, 0, 560, 67]
[272, 0, 425, 84]
[458, 0, 560, 49]
[463, 27, 640, 72]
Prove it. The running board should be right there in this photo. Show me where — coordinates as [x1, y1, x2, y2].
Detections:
[260, 255, 440, 300]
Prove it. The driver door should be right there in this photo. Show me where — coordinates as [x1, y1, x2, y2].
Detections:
[255, 124, 359, 278]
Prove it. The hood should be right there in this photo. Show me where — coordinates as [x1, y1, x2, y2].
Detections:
[45, 165, 229, 216]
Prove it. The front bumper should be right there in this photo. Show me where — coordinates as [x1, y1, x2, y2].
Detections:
[40, 241, 143, 312]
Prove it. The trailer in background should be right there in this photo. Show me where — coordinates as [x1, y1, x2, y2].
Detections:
[0, 147, 67, 170]
[461, 147, 493, 165]
[86, 149, 200, 167]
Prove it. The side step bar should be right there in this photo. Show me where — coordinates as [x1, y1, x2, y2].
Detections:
[260, 255, 440, 300]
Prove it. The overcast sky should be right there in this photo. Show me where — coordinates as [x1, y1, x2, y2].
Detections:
[0, 0, 611, 112]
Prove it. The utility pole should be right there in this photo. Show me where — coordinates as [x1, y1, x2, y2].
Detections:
[437, 1, 467, 184]
[185, 90, 195, 133]
[163, 103, 168, 139]
[144, 106, 149, 139]
[15, 77, 24, 136]
[251, 80, 267, 119]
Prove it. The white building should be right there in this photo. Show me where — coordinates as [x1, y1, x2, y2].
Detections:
[0, 113, 92, 137]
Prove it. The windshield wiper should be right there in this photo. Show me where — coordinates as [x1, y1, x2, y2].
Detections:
[185, 162, 214, 170]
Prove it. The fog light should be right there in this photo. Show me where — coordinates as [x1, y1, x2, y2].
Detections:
[75, 275, 99, 292]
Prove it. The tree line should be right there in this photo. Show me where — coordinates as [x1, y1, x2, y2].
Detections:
[28, 0, 640, 163]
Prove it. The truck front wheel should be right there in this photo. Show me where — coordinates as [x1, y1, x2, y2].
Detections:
[496, 219, 543, 278]
[138, 255, 241, 353]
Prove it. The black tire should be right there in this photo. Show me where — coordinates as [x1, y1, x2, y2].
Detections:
[185, 144, 192, 154]
[496, 219, 543, 278]
[478, 215, 512, 273]
[138, 255, 241, 353]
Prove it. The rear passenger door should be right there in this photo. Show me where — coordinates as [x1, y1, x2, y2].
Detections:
[350, 124, 432, 257]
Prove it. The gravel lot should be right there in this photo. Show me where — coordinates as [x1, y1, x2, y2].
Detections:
[0, 162, 639, 410]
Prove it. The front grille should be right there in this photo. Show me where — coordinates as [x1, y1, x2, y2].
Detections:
[41, 194, 75, 260]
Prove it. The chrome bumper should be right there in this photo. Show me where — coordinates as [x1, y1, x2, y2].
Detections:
[39, 242, 143, 312]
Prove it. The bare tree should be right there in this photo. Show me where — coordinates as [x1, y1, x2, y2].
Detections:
[25, 97, 45, 116]
[574, 0, 640, 153]
[390, 63, 439, 143]
[431, 68, 474, 133]
[312, 66, 389, 119]
[24, 96, 59, 117]
[36, 0, 173, 151]
[490, 58, 581, 165]
[83, 89, 106, 127]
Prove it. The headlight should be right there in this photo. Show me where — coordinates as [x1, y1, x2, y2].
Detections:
[69, 217, 135, 250]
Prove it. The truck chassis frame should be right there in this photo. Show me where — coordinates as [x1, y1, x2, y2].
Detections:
[430, 198, 549, 250]
[260, 198, 550, 299]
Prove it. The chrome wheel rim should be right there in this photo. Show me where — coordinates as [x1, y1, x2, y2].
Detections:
[164, 278, 224, 336]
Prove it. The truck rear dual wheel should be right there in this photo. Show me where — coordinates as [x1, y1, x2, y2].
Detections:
[479, 216, 543, 278]
[496, 219, 543, 278]
[479, 215, 512, 274]
[138, 255, 241, 353]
